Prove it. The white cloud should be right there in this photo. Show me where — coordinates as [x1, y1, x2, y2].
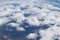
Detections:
[26, 33, 38, 39]
[0, 17, 10, 26]
[3, 35, 7, 38]
[26, 17, 41, 26]
[11, 12, 26, 23]
[0, 0, 60, 27]
[0, 0, 60, 40]
[16, 27, 25, 31]
[39, 25, 60, 40]
[8, 22, 19, 27]
[8, 22, 25, 31]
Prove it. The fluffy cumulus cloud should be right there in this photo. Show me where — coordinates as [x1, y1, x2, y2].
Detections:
[39, 24, 60, 40]
[8, 22, 25, 31]
[0, 0, 60, 40]
[26, 33, 38, 40]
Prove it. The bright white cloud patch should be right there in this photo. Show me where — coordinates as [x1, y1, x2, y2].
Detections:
[0, 0, 60, 40]
[26, 33, 38, 39]
[39, 25, 60, 40]
[0, 17, 10, 26]
[8, 22, 25, 31]
[0, 0, 60, 26]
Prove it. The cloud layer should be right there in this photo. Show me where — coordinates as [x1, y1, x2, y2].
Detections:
[0, 0, 60, 40]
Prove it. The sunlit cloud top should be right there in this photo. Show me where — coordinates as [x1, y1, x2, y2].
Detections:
[0, 0, 60, 40]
